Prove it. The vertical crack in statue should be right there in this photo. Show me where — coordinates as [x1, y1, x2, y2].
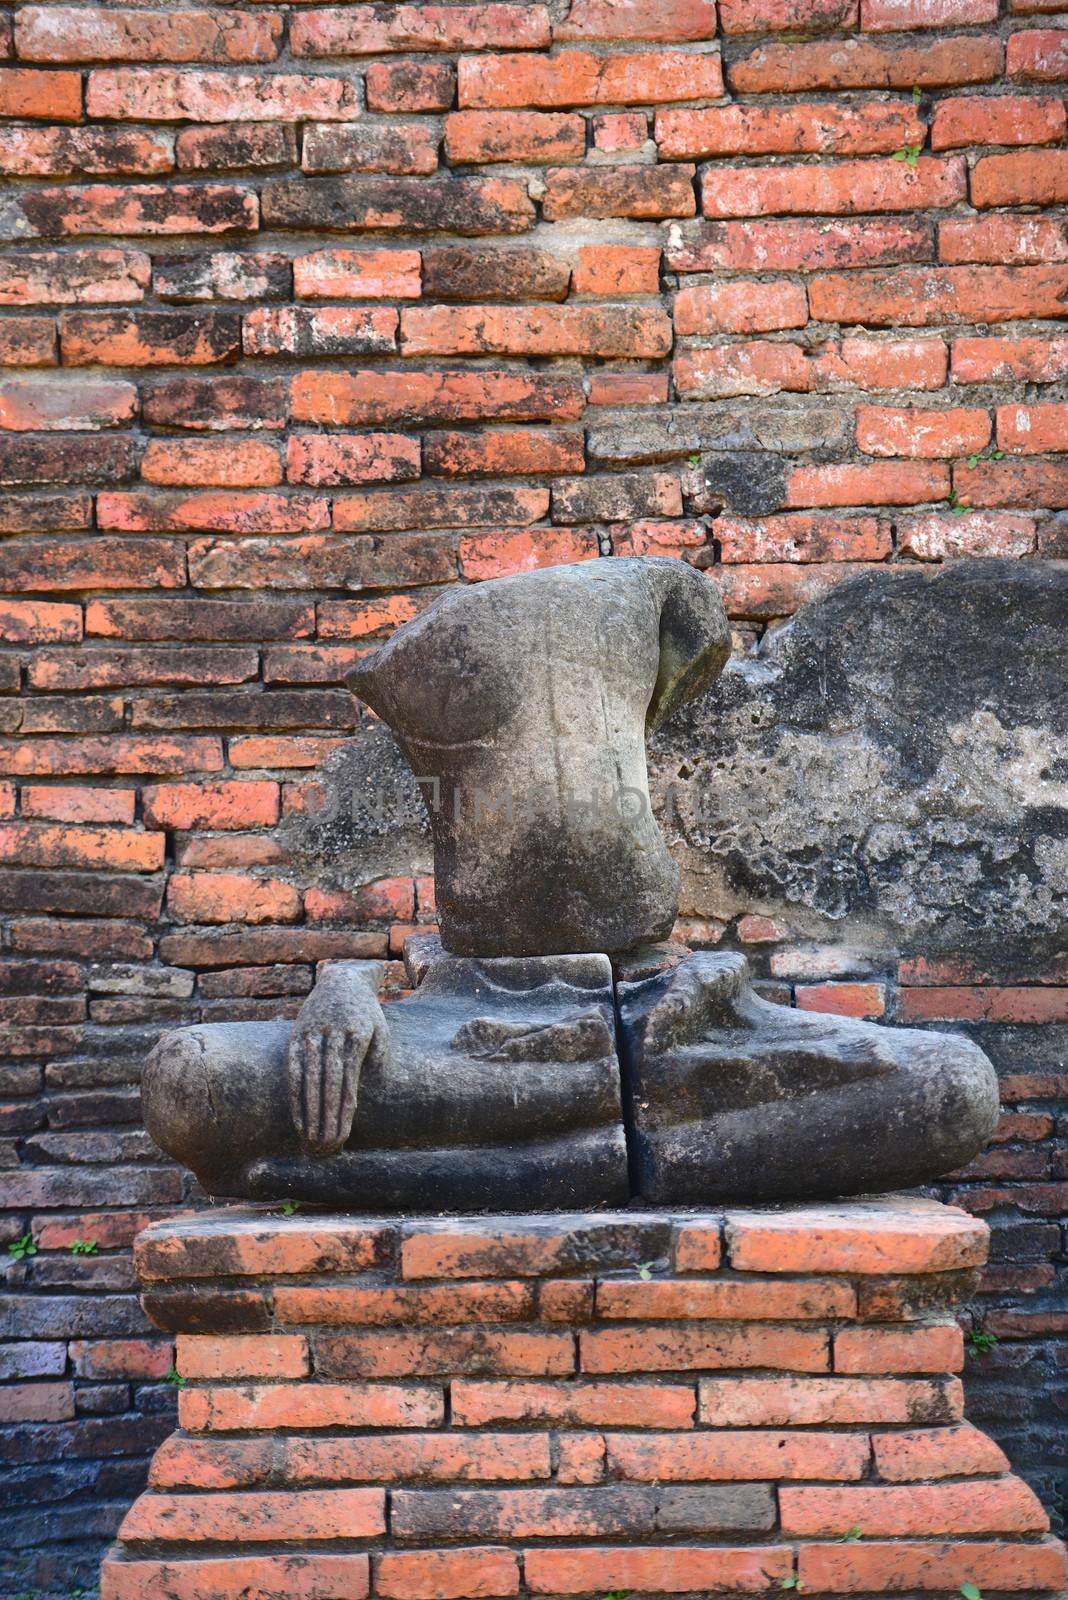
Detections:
[143, 557, 999, 1208]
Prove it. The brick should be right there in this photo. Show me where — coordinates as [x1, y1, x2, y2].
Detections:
[460, 527, 599, 580]
[873, 1422, 1010, 1481]
[702, 157, 965, 218]
[0, 538, 183, 590]
[700, 1374, 963, 1426]
[16, 7, 282, 62]
[675, 280, 807, 335]
[423, 247, 570, 302]
[593, 111, 648, 150]
[729, 36, 1002, 92]
[543, 166, 696, 220]
[302, 122, 439, 177]
[0, 316, 55, 364]
[0, 376, 136, 433]
[952, 336, 1068, 382]
[291, 1433, 551, 1486]
[424, 428, 584, 478]
[155, 252, 290, 304]
[525, 1547, 793, 1595]
[700, 563, 869, 619]
[317, 1328, 575, 1378]
[726, 1200, 988, 1272]
[166, 871, 300, 924]
[61, 309, 240, 366]
[811, 264, 1068, 325]
[558, 0, 717, 41]
[458, 50, 724, 107]
[12, 917, 151, 959]
[0, 249, 149, 305]
[798, 1541, 1068, 1594]
[100, 491, 330, 535]
[0, 1382, 76, 1423]
[68, 1339, 175, 1379]
[672, 217, 934, 274]
[188, 530, 453, 589]
[657, 101, 922, 157]
[87, 68, 359, 122]
[856, 406, 991, 459]
[718, 514, 890, 563]
[175, 1334, 308, 1381]
[451, 1380, 696, 1428]
[0, 68, 82, 120]
[7, 184, 257, 241]
[366, 60, 456, 112]
[786, 462, 949, 507]
[897, 511, 1035, 560]
[400, 304, 670, 358]
[595, 1277, 854, 1320]
[392, 1484, 774, 1541]
[286, 433, 420, 486]
[940, 216, 1068, 266]
[0, 436, 136, 488]
[245, 305, 396, 358]
[1008, 28, 1068, 80]
[609, 1429, 868, 1482]
[573, 246, 660, 296]
[719, 0, 856, 27]
[899, 985, 1068, 1022]
[179, 1383, 442, 1431]
[141, 439, 283, 489]
[292, 5, 549, 55]
[781, 1479, 1049, 1536]
[997, 403, 1068, 454]
[834, 1323, 963, 1372]
[119, 1488, 385, 1544]
[973, 150, 1068, 207]
[86, 598, 313, 642]
[0, 822, 162, 873]
[0, 491, 92, 530]
[143, 781, 279, 831]
[262, 175, 533, 234]
[177, 123, 296, 173]
[954, 458, 1068, 508]
[272, 1280, 533, 1324]
[933, 93, 1066, 149]
[294, 369, 582, 427]
[552, 472, 681, 523]
[375, 1548, 519, 1600]
[103, 1554, 371, 1600]
[0, 126, 175, 178]
[22, 785, 136, 823]
[674, 342, 810, 399]
[144, 377, 288, 433]
[581, 1325, 829, 1374]
[295, 248, 421, 300]
[138, 1216, 389, 1279]
[862, 0, 997, 25]
[589, 371, 668, 406]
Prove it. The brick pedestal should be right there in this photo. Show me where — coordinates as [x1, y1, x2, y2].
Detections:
[102, 1198, 1066, 1600]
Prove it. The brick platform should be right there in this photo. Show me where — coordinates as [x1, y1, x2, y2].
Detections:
[101, 1197, 1067, 1600]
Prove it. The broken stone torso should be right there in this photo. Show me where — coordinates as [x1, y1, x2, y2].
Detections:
[143, 556, 1000, 1210]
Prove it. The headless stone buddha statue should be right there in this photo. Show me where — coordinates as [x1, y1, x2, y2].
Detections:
[143, 556, 999, 1208]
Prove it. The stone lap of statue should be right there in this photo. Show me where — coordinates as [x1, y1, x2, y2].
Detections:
[143, 555, 999, 1209]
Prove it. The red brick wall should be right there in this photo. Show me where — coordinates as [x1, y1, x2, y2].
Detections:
[0, 0, 1065, 1591]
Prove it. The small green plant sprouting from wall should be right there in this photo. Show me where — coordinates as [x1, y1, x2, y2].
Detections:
[7, 1233, 36, 1260]
[70, 1239, 98, 1255]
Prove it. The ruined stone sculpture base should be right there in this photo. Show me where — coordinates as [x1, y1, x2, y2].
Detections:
[102, 1199, 1066, 1600]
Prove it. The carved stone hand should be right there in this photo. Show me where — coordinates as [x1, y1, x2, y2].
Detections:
[284, 962, 387, 1156]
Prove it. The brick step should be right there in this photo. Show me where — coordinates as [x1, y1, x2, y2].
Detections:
[100, 1200, 1068, 1600]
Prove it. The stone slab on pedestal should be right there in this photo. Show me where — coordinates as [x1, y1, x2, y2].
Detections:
[102, 1197, 1067, 1600]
